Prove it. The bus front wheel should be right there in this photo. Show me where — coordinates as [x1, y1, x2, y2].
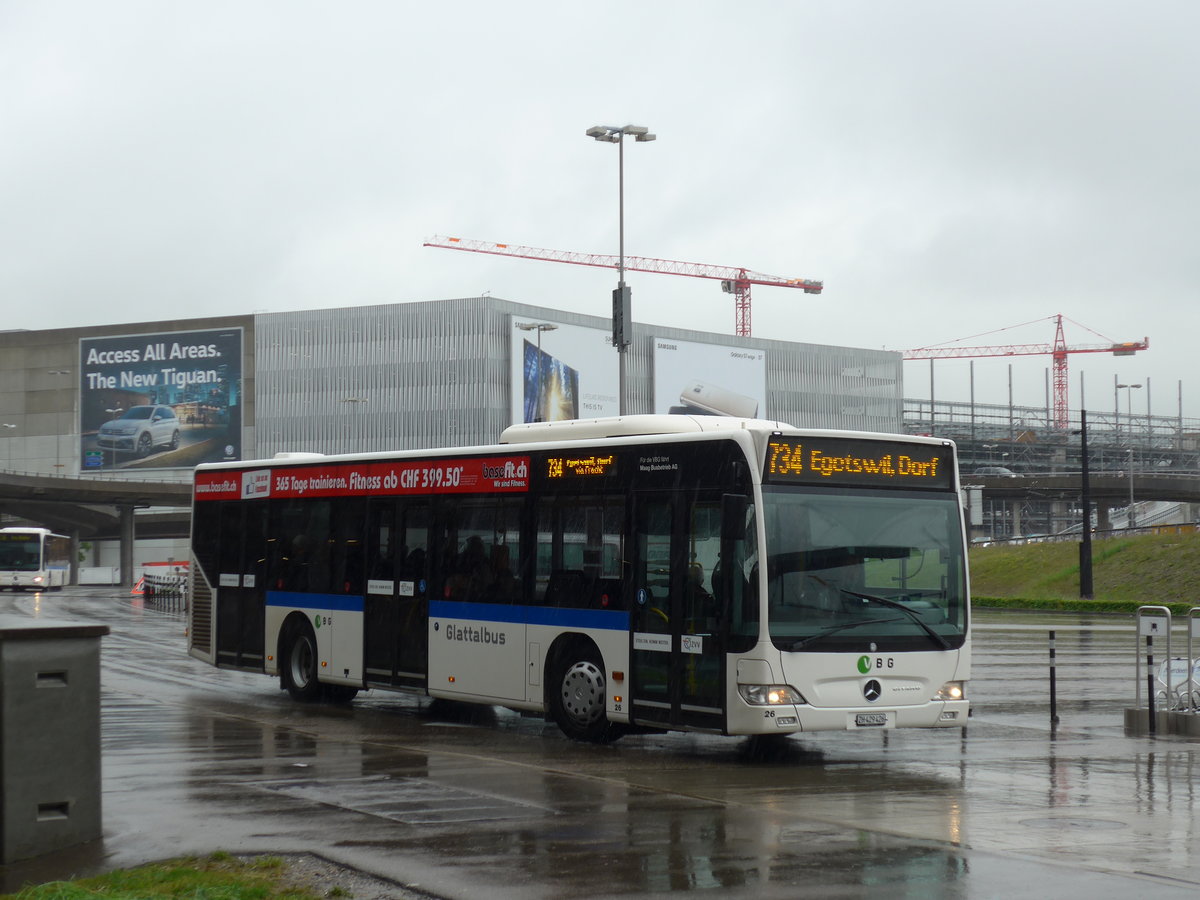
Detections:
[549, 645, 624, 744]
[281, 622, 322, 702]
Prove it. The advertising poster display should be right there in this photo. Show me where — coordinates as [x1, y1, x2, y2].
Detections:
[79, 328, 243, 470]
[509, 318, 619, 424]
[653, 338, 767, 418]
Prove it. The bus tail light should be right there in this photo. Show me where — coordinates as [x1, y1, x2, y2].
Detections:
[738, 684, 806, 706]
[935, 681, 965, 701]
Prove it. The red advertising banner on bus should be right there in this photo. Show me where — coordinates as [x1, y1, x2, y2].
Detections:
[194, 456, 531, 502]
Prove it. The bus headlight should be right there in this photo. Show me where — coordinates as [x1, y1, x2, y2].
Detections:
[738, 684, 806, 706]
[935, 681, 965, 701]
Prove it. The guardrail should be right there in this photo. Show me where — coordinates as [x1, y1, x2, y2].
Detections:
[142, 571, 188, 610]
[971, 524, 1197, 547]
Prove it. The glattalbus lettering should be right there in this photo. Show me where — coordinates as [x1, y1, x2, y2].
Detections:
[445, 624, 507, 645]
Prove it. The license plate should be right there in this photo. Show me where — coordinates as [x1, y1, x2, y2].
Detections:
[855, 713, 888, 727]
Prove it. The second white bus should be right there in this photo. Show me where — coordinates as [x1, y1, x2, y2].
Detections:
[0, 527, 71, 591]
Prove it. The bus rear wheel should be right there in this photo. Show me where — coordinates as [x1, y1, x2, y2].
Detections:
[549, 646, 624, 744]
[281, 622, 322, 702]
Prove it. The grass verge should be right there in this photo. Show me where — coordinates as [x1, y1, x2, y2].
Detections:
[0, 853, 341, 900]
[970, 530, 1200, 614]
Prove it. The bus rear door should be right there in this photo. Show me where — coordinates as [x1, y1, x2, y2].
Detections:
[364, 499, 430, 688]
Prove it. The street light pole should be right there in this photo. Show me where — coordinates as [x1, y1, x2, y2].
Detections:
[1077, 410, 1093, 598]
[1127, 448, 1136, 529]
[104, 407, 123, 470]
[1, 423, 15, 471]
[1117, 382, 1141, 528]
[516, 322, 558, 422]
[49, 369, 71, 474]
[586, 123, 656, 416]
[1116, 382, 1141, 443]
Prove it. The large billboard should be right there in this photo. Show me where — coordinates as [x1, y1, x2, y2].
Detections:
[79, 328, 243, 471]
[652, 338, 767, 418]
[509, 318, 619, 424]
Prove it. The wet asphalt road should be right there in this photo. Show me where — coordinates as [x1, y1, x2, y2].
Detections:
[2, 588, 1200, 898]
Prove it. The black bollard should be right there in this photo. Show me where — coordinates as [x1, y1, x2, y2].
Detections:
[1146, 635, 1156, 735]
[1049, 630, 1059, 724]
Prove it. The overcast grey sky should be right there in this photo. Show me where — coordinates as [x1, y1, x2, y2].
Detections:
[2, 1, 1197, 419]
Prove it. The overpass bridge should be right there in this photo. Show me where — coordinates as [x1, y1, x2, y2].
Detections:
[0, 471, 191, 587]
[970, 472, 1200, 504]
[966, 471, 1200, 537]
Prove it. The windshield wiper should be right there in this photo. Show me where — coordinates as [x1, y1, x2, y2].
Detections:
[786, 617, 898, 651]
[838, 589, 952, 649]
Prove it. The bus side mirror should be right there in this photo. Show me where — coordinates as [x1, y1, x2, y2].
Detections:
[721, 494, 748, 543]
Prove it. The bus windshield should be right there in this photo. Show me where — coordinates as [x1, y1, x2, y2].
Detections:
[0, 536, 40, 571]
[761, 486, 967, 652]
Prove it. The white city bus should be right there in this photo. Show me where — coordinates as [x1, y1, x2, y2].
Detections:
[0, 527, 71, 591]
[188, 415, 969, 742]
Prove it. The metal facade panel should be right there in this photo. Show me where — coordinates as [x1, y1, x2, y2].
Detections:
[253, 298, 902, 455]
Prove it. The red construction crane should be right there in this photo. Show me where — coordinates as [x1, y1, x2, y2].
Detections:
[423, 235, 823, 337]
[904, 314, 1149, 430]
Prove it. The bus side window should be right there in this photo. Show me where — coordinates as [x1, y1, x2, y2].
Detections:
[367, 502, 396, 583]
[268, 498, 331, 593]
[400, 504, 430, 596]
[448, 534, 490, 600]
[534, 496, 624, 610]
[218, 503, 243, 581]
[443, 500, 521, 604]
[329, 498, 365, 594]
[192, 501, 222, 583]
[685, 501, 722, 632]
[533, 501, 554, 603]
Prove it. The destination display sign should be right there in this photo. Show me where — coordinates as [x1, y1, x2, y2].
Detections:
[194, 455, 531, 501]
[764, 437, 954, 490]
[545, 453, 617, 479]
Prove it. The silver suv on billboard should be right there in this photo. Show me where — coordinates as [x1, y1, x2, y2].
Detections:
[97, 405, 180, 457]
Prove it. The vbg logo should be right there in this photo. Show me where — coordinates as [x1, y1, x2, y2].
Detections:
[857, 655, 871, 674]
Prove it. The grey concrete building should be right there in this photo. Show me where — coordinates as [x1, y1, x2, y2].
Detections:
[0, 296, 902, 568]
[1, 296, 901, 480]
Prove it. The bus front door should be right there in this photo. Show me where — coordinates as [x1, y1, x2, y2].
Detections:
[214, 501, 267, 670]
[630, 496, 726, 733]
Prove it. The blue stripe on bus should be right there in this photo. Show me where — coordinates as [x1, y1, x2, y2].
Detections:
[265, 591, 365, 613]
[261, 593, 627, 631]
[430, 599, 629, 632]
